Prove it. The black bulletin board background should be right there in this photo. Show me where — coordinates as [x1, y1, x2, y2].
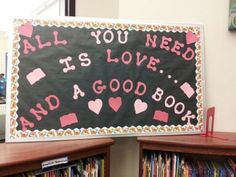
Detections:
[11, 19, 203, 137]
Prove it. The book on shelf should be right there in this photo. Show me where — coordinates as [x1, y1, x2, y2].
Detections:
[142, 151, 235, 177]
[12, 156, 105, 177]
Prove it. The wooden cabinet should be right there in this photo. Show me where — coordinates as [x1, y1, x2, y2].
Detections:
[137, 132, 236, 177]
[0, 138, 114, 176]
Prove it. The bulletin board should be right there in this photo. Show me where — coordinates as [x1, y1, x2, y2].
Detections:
[6, 18, 205, 142]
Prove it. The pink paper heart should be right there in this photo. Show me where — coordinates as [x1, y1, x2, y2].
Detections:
[186, 31, 199, 45]
[18, 22, 33, 38]
[134, 99, 148, 114]
[88, 99, 103, 115]
[108, 97, 122, 112]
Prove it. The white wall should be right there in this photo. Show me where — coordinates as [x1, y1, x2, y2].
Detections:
[0, 32, 7, 74]
[76, 0, 119, 18]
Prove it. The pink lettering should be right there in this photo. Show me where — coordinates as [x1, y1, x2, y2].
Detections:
[53, 31, 67, 45]
[110, 79, 120, 92]
[106, 49, 119, 63]
[23, 39, 36, 54]
[91, 30, 101, 44]
[59, 56, 75, 73]
[30, 103, 48, 121]
[35, 35, 51, 49]
[145, 34, 157, 48]
[182, 47, 195, 61]
[20, 116, 34, 131]
[44, 95, 60, 111]
[147, 56, 160, 71]
[171, 41, 184, 56]
[73, 84, 85, 100]
[103, 30, 114, 43]
[136, 52, 148, 66]
[121, 51, 132, 65]
[78, 53, 91, 67]
[123, 80, 133, 93]
[134, 81, 147, 96]
[92, 80, 106, 94]
[117, 30, 128, 44]
[160, 36, 172, 51]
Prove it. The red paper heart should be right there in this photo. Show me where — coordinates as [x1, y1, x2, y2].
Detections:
[18, 22, 33, 38]
[108, 97, 122, 112]
[186, 31, 199, 45]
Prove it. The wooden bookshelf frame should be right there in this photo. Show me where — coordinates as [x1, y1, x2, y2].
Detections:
[137, 132, 236, 177]
[0, 138, 114, 176]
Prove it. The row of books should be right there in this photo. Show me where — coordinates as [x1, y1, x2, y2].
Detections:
[142, 151, 236, 177]
[12, 156, 105, 177]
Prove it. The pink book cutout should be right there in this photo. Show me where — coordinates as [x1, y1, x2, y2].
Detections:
[180, 82, 195, 98]
[153, 110, 169, 123]
[26, 68, 46, 85]
[60, 113, 78, 128]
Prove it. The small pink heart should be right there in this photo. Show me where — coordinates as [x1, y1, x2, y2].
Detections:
[18, 22, 33, 38]
[134, 99, 148, 114]
[88, 99, 103, 115]
[186, 31, 199, 45]
[108, 97, 122, 112]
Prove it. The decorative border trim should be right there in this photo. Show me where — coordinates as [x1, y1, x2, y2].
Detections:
[8, 18, 204, 140]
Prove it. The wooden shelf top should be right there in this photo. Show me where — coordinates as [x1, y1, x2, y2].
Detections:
[137, 132, 236, 156]
[0, 138, 114, 169]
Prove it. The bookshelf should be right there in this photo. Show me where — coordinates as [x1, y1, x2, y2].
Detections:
[0, 138, 114, 176]
[137, 132, 236, 177]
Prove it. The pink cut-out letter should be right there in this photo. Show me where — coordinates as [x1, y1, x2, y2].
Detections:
[23, 39, 36, 54]
[20, 116, 34, 131]
[59, 56, 75, 73]
[123, 80, 133, 93]
[121, 51, 132, 65]
[152, 87, 164, 102]
[109, 79, 120, 92]
[165, 95, 175, 108]
[182, 110, 196, 125]
[44, 95, 60, 111]
[90, 30, 101, 44]
[182, 47, 195, 61]
[136, 52, 148, 66]
[106, 49, 119, 63]
[145, 34, 157, 48]
[60, 113, 78, 128]
[147, 56, 160, 71]
[35, 35, 51, 49]
[160, 36, 172, 51]
[92, 80, 106, 94]
[26, 68, 46, 85]
[117, 30, 128, 44]
[134, 81, 147, 96]
[53, 31, 67, 45]
[30, 103, 48, 121]
[171, 41, 184, 56]
[103, 30, 114, 43]
[78, 53, 91, 67]
[73, 84, 85, 100]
